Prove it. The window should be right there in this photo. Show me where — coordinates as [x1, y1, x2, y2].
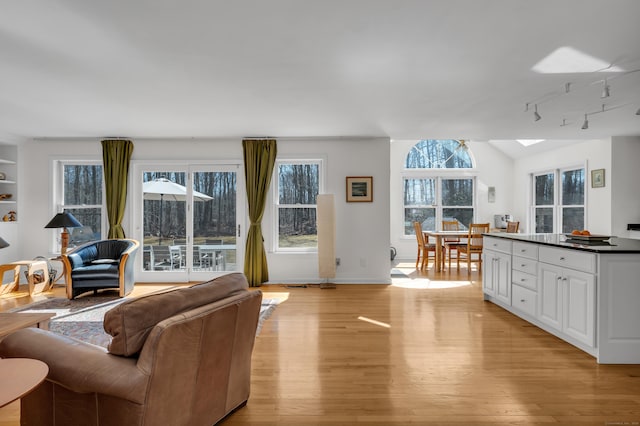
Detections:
[403, 140, 475, 235]
[532, 167, 585, 233]
[56, 161, 104, 248]
[275, 160, 321, 251]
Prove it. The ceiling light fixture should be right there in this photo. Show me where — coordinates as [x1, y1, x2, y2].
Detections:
[601, 79, 610, 98]
[581, 114, 589, 130]
[533, 104, 541, 121]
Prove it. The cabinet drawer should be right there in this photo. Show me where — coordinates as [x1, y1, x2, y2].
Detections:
[539, 246, 596, 273]
[512, 269, 537, 291]
[512, 284, 537, 317]
[484, 237, 512, 254]
[512, 242, 538, 260]
[512, 256, 537, 275]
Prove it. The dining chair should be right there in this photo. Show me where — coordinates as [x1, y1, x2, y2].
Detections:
[413, 221, 436, 270]
[442, 220, 462, 270]
[506, 221, 520, 233]
[457, 223, 490, 273]
[151, 245, 179, 271]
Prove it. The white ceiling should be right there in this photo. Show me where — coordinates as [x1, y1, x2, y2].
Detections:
[2, 1, 640, 157]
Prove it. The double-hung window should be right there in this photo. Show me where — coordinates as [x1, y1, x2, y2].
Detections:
[532, 166, 585, 233]
[54, 160, 104, 250]
[275, 160, 322, 251]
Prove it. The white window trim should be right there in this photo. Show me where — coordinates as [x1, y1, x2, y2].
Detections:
[530, 162, 586, 233]
[272, 157, 325, 253]
[50, 158, 106, 254]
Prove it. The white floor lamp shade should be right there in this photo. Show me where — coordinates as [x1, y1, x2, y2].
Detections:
[317, 194, 336, 279]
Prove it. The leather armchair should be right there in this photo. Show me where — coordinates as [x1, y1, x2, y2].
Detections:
[0, 273, 262, 426]
[61, 239, 139, 299]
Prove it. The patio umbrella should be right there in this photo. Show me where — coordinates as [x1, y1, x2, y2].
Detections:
[142, 178, 213, 244]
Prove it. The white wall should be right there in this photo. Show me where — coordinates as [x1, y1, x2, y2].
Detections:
[611, 136, 640, 237]
[511, 139, 612, 235]
[390, 139, 513, 261]
[16, 137, 391, 284]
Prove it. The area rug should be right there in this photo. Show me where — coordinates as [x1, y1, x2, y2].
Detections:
[10, 295, 279, 349]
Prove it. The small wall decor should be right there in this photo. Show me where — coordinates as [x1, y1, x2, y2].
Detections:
[591, 168, 605, 188]
[346, 176, 373, 202]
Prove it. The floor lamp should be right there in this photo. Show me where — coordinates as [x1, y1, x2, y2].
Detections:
[45, 212, 82, 254]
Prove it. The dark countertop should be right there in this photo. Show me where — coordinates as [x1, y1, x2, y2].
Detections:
[484, 233, 640, 253]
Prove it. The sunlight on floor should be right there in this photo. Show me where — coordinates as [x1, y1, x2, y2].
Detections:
[358, 316, 391, 328]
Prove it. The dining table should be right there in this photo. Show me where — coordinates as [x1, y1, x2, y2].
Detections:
[422, 230, 485, 272]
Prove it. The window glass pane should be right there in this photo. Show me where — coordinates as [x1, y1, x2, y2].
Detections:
[443, 208, 473, 229]
[442, 179, 473, 206]
[562, 169, 585, 205]
[562, 207, 585, 233]
[279, 207, 317, 248]
[278, 164, 319, 204]
[405, 139, 472, 169]
[64, 165, 102, 205]
[405, 208, 436, 234]
[404, 178, 435, 206]
[535, 173, 554, 205]
[535, 207, 554, 233]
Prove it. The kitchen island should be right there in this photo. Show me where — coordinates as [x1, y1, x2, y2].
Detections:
[482, 233, 640, 364]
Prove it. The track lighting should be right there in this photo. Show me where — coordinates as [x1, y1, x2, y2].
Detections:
[601, 79, 610, 98]
[636, 107, 640, 115]
[533, 104, 541, 122]
[581, 114, 589, 130]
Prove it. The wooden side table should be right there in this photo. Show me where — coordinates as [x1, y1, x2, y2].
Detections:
[0, 263, 20, 295]
[0, 358, 49, 407]
[10, 260, 50, 295]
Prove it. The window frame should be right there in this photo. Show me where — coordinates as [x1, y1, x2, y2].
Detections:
[530, 164, 586, 233]
[402, 139, 477, 238]
[51, 159, 106, 253]
[273, 158, 324, 253]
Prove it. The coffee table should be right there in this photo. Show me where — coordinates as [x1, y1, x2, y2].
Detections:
[0, 312, 56, 338]
[0, 358, 49, 407]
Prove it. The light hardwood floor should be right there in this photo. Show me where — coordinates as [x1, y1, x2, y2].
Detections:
[3, 264, 640, 425]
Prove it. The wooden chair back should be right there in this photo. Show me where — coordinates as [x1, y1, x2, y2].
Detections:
[506, 221, 520, 233]
[413, 221, 427, 249]
[442, 220, 460, 243]
[468, 223, 490, 252]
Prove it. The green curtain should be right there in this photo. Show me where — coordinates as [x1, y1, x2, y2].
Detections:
[101, 139, 134, 239]
[243, 139, 277, 286]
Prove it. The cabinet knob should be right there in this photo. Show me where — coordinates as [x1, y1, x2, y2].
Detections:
[521, 264, 526, 267]
[520, 299, 526, 303]
[521, 278, 525, 282]
[559, 257, 565, 261]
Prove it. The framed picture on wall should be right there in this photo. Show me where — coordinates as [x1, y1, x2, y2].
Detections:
[346, 176, 373, 202]
[591, 168, 605, 188]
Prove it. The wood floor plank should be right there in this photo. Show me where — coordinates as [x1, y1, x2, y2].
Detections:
[2, 269, 640, 424]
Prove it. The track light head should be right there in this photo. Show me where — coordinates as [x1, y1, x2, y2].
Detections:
[533, 104, 541, 121]
[601, 80, 610, 98]
[636, 107, 640, 115]
[581, 114, 589, 130]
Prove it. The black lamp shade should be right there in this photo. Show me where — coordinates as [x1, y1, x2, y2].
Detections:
[45, 212, 82, 229]
[0, 237, 9, 249]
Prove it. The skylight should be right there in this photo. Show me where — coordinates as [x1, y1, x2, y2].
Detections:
[517, 139, 545, 147]
[532, 46, 624, 74]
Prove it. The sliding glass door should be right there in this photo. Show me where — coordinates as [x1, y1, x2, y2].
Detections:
[133, 163, 244, 282]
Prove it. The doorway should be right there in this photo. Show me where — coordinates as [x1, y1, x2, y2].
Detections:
[132, 163, 244, 282]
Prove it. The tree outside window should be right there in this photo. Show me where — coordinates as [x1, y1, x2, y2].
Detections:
[276, 161, 321, 250]
[62, 163, 103, 246]
[403, 140, 474, 235]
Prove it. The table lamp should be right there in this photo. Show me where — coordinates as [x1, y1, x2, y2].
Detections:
[45, 212, 82, 254]
[0, 237, 9, 249]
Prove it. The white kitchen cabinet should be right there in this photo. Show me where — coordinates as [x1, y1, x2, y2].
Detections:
[538, 262, 595, 347]
[482, 237, 511, 304]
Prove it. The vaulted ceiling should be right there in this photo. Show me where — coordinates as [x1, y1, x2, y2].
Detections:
[2, 1, 640, 157]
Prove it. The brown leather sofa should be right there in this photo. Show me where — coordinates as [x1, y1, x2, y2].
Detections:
[0, 272, 262, 426]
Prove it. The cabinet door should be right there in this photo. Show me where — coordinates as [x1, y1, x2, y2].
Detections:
[563, 270, 595, 347]
[538, 263, 563, 331]
[495, 251, 511, 305]
[482, 251, 496, 296]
